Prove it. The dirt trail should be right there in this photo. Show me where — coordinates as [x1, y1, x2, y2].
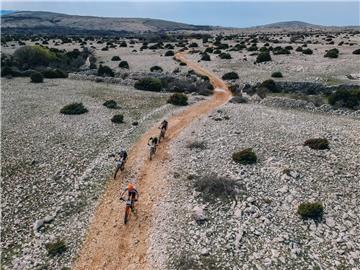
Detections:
[73, 52, 231, 270]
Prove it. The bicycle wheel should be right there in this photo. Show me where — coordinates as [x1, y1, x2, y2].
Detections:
[124, 206, 130, 224]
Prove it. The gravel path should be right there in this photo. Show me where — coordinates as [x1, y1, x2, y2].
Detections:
[150, 102, 360, 270]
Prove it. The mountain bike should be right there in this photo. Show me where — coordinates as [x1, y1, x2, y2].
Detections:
[120, 197, 137, 224]
[159, 127, 166, 143]
[149, 144, 156, 160]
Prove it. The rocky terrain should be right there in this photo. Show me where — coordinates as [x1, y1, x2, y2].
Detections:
[150, 101, 360, 270]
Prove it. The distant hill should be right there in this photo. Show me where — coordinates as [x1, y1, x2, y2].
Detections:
[1, 11, 212, 35]
[1, 10, 15, 16]
[254, 21, 321, 29]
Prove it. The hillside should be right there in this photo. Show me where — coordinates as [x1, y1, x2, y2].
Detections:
[1, 11, 212, 35]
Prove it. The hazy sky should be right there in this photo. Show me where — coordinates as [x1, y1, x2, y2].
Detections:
[1, 1, 359, 27]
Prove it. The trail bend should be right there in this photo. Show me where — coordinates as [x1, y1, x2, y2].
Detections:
[73, 52, 232, 270]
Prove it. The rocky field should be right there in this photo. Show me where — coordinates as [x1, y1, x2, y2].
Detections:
[150, 102, 360, 270]
[1, 77, 173, 269]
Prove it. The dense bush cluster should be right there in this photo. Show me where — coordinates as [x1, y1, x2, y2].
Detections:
[46, 240, 67, 256]
[222, 72, 239, 80]
[328, 89, 360, 109]
[324, 48, 339, 58]
[111, 114, 124, 123]
[42, 68, 68, 78]
[118, 61, 129, 69]
[134, 77, 162, 91]
[97, 65, 114, 77]
[256, 51, 271, 63]
[60, 103, 88, 115]
[167, 93, 188, 106]
[30, 71, 44, 83]
[271, 71, 283, 78]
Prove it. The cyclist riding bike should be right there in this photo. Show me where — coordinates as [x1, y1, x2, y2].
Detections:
[120, 183, 139, 214]
[148, 137, 158, 160]
[159, 120, 168, 142]
[160, 119, 168, 131]
[113, 149, 128, 178]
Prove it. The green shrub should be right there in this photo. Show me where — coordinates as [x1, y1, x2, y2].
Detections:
[42, 68, 68, 78]
[103, 100, 117, 109]
[46, 240, 67, 256]
[352, 49, 360, 55]
[260, 79, 278, 92]
[302, 48, 313, 55]
[14, 45, 57, 67]
[111, 114, 124, 123]
[324, 48, 339, 58]
[247, 45, 258, 52]
[297, 202, 324, 220]
[150, 65, 163, 72]
[119, 41, 127, 47]
[194, 174, 242, 202]
[256, 51, 271, 63]
[232, 148, 257, 164]
[167, 93, 188, 106]
[273, 46, 291, 55]
[219, 52, 231, 59]
[60, 103, 88, 115]
[201, 53, 211, 61]
[164, 50, 175, 56]
[296, 46, 303, 52]
[111, 56, 121, 61]
[271, 71, 283, 78]
[118, 61, 129, 69]
[304, 138, 329, 150]
[30, 71, 44, 83]
[189, 42, 198, 48]
[97, 65, 114, 77]
[134, 77, 162, 91]
[222, 72, 239, 80]
[328, 89, 360, 109]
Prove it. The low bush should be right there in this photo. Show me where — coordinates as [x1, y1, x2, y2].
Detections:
[201, 53, 211, 61]
[60, 103, 88, 115]
[328, 89, 360, 109]
[118, 61, 129, 69]
[111, 56, 121, 61]
[164, 50, 175, 56]
[302, 48, 313, 55]
[297, 202, 324, 220]
[111, 114, 124, 123]
[150, 65, 163, 72]
[353, 49, 360, 55]
[187, 141, 207, 150]
[304, 138, 329, 150]
[219, 52, 232, 59]
[222, 71, 239, 80]
[119, 41, 127, 47]
[134, 77, 162, 91]
[260, 79, 278, 92]
[46, 240, 67, 256]
[271, 71, 283, 78]
[324, 48, 339, 58]
[97, 65, 114, 77]
[232, 148, 257, 164]
[42, 68, 68, 78]
[295, 46, 303, 52]
[189, 42, 198, 48]
[30, 71, 44, 83]
[273, 46, 291, 55]
[256, 51, 271, 63]
[167, 93, 188, 106]
[103, 100, 117, 109]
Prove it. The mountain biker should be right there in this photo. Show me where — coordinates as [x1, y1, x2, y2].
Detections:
[113, 149, 127, 179]
[120, 183, 139, 213]
[148, 136, 158, 148]
[159, 119, 168, 131]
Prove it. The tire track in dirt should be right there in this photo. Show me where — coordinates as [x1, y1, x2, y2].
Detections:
[73, 52, 231, 270]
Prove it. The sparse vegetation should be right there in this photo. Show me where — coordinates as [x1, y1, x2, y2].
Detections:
[324, 48, 339, 58]
[150, 65, 163, 72]
[60, 103, 88, 115]
[328, 89, 360, 109]
[302, 48, 313, 55]
[187, 141, 207, 150]
[219, 52, 231, 59]
[42, 68, 68, 78]
[134, 77, 162, 91]
[194, 174, 241, 202]
[167, 93, 188, 106]
[260, 79, 279, 92]
[164, 50, 175, 56]
[201, 53, 211, 61]
[45, 240, 67, 256]
[222, 71, 239, 80]
[232, 148, 257, 164]
[111, 56, 121, 61]
[30, 71, 44, 83]
[298, 202, 324, 220]
[304, 138, 329, 150]
[103, 100, 117, 109]
[271, 71, 283, 78]
[97, 65, 114, 77]
[118, 61, 129, 69]
[111, 114, 124, 123]
[256, 51, 271, 63]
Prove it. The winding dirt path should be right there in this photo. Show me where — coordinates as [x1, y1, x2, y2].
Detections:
[73, 52, 231, 270]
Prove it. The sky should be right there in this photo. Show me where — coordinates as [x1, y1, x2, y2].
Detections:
[1, 1, 359, 27]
